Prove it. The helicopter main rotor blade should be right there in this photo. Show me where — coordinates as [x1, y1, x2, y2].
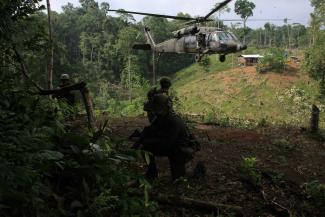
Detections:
[204, 0, 232, 20]
[108, 9, 197, 21]
[184, 18, 215, 25]
[219, 19, 290, 21]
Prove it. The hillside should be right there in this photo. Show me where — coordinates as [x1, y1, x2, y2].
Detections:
[172, 55, 323, 128]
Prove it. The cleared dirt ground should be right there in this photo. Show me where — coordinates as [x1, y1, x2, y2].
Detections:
[109, 116, 325, 217]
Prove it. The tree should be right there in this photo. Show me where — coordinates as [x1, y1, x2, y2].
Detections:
[304, 0, 325, 94]
[234, 0, 256, 28]
[304, 35, 325, 91]
[46, 0, 53, 89]
[310, 0, 325, 24]
[234, 0, 255, 44]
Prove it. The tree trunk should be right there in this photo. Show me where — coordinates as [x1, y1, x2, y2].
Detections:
[80, 86, 96, 130]
[91, 45, 94, 62]
[243, 19, 247, 44]
[46, 0, 53, 90]
[311, 104, 320, 134]
[287, 26, 291, 49]
[97, 50, 100, 65]
[264, 29, 267, 47]
[152, 51, 156, 85]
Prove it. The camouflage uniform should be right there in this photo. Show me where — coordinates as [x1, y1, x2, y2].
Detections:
[143, 77, 173, 123]
[56, 74, 75, 106]
[143, 87, 158, 123]
[136, 94, 197, 180]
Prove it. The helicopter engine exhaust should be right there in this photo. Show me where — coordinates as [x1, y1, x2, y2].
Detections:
[173, 26, 199, 38]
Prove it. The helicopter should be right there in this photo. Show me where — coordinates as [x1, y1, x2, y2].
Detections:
[108, 0, 247, 62]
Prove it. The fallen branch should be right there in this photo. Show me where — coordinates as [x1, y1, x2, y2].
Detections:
[271, 198, 291, 215]
[38, 82, 86, 95]
[260, 189, 290, 217]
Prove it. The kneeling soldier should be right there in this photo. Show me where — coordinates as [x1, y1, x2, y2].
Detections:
[133, 94, 198, 180]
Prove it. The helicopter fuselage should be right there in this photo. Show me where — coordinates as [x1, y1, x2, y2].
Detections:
[145, 26, 247, 61]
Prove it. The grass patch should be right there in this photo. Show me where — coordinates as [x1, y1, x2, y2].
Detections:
[172, 53, 324, 128]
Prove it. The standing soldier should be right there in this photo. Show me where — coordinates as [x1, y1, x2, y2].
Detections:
[143, 77, 173, 123]
[56, 74, 75, 106]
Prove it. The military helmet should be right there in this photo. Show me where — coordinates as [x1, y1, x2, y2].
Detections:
[159, 77, 171, 89]
[60, 74, 70, 80]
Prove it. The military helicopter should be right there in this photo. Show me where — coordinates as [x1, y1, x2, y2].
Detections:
[108, 0, 247, 62]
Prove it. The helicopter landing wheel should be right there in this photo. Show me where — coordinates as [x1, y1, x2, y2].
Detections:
[219, 54, 226, 62]
[195, 54, 203, 62]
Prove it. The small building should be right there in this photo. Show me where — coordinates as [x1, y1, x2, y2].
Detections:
[238, 54, 264, 66]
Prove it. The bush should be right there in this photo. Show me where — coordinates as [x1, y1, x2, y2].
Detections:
[0, 72, 157, 217]
[302, 180, 325, 214]
[257, 48, 285, 73]
[242, 157, 262, 186]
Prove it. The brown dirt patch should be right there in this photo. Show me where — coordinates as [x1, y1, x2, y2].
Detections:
[211, 63, 305, 89]
[109, 116, 325, 216]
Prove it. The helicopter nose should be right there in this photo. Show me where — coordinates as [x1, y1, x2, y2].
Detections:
[237, 44, 247, 51]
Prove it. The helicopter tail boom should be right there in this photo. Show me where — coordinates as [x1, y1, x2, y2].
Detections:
[144, 27, 156, 48]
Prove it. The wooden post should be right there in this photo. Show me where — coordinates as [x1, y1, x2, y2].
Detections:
[46, 0, 53, 90]
[128, 55, 132, 101]
[152, 51, 156, 85]
[310, 104, 320, 134]
[80, 86, 96, 130]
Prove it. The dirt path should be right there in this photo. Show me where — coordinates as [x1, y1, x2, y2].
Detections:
[109, 116, 325, 216]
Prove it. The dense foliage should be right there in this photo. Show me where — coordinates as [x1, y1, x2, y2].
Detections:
[0, 1, 156, 216]
[0, 71, 156, 216]
[303, 0, 325, 94]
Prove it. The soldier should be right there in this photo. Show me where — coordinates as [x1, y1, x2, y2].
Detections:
[143, 87, 158, 123]
[56, 74, 75, 106]
[133, 94, 197, 180]
[157, 77, 172, 95]
[144, 77, 173, 122]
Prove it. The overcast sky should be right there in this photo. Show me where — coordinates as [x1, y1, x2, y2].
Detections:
[42, 0, 314, 28]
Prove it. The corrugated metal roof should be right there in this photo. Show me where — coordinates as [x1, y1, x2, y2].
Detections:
[240, 54, 264, 58]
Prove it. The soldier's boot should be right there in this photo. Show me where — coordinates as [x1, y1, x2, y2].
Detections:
[145, 156, 158, 180]
[169, 157, 186, 181]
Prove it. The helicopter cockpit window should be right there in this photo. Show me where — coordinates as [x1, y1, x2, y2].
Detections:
[212, 33, 219, 42]
[217, 32, 229, 41]
[226, 32, 238, 41]
[208, 33, 219, 42]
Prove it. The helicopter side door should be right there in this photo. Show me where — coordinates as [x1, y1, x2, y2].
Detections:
[184, 35, 198, 53]
[207, 32, 220, 52]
